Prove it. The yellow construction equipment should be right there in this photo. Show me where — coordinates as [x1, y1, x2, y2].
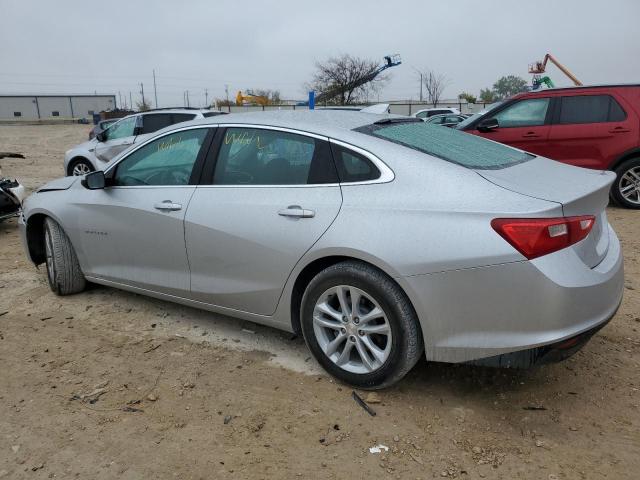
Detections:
[236, 90, 269, 106]
[528, 53, 582, 86]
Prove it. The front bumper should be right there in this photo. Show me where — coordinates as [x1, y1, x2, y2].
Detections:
[0, 179, 25, 221]
[402, 223, 624, 364]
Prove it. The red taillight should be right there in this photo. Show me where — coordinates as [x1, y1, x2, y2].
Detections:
[491, 215, 595, 260]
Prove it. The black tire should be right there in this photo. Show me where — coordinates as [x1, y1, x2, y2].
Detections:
[300, 261, 423, 389]
[44, 218, 86, 295]
[611, 158, 640, 209]
[67, 158, 94, 177]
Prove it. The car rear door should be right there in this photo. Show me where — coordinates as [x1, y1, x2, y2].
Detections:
[470, 97, 554, 156]
[79, 126, 214, 296]
[184, 126, 342, 316]
[546, 93, 638, 169]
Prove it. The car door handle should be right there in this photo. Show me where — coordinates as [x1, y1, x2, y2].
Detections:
[609, 127, 630, 133]
[278, 205, 315, 218]
[154, 200, 182, 211]
[522, 132, 540, 138]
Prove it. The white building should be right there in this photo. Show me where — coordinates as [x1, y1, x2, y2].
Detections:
[0, 94, 116, 120]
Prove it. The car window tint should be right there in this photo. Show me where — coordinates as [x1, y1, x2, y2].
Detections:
[213, 128, 336, 185]
[331, 145, 380, 182]
[608, 97, 626, 121]
[558, 95, 610, 124]
[202, 111, 224, 118]
[141, 114, 174, 134]
[113, 128, 207, 186]
[445, 116, 462, 123]
[171, 113, 197, 124]
[356, 122, 533, 170]
[105, 116, 137, 140]
[416, 111, 428, 118]
[492, 98, 550, 127]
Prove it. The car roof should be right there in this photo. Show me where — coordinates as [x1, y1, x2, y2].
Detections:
[515, 83, 640, 98]
[183, 110, 401, 140]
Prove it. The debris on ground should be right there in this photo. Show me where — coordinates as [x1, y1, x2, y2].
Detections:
[368, 444, 389, 454]
[352, 391, 376, 416]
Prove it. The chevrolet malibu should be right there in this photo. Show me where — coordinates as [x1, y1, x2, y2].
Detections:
[19, 111, 624, 389]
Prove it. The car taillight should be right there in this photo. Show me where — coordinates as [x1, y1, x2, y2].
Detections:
[491, 216, 595, 260]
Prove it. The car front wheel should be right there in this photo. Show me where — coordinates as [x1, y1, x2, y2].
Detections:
[44, 218, 86, 295]
[612, 158, 640, 209]
[301, 261, 423, 389]
[68, 158, 94, 176]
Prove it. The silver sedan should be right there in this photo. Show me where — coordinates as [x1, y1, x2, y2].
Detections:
[19, 111, 624, 388]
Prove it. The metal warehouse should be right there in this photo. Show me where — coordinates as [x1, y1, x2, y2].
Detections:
[0, 94, 116, 120]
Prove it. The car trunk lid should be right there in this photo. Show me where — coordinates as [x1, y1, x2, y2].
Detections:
[476, 157, 614, 268]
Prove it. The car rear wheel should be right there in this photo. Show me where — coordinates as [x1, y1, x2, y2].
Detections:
[69, 158, 94, 176]
[612, 158, 640, 209]
[300, 261, 423, 389]
[44, 218, 86, 295]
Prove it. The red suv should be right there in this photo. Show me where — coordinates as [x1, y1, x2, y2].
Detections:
[459, 85, 640, 208]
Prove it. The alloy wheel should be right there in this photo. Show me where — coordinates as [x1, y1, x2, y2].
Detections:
[312, 285, 392, 374]
[72, 162, 92, 176]
[44, 226, 56, 286]
[618, 165, 640, 205]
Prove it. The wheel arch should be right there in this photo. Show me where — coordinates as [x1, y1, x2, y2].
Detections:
[610, 147, 640, 171]
[288, 253, 421, 340]
[67, 156, 92, 176]
[25, 213, 49, 265]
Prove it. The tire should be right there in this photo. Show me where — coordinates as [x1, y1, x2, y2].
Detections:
[611, 158, 640, 209]
[300, 261, 423, 389]
[68, 158, 94, 176]
[44, 218, 86, 295]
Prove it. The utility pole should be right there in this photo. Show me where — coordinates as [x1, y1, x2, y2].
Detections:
[205, 89, 208, 107]
[152, 69, 158, 108]
[186, 90, 190, 107]
[129, 92, 133, 110]
[419, 72, 423, 103]
[139, 82, 145, 109]
[225, 84, 229, 105]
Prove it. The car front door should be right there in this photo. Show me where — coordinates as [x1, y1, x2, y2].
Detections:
[94, 115, 140, 162]
[546, 93, 638, 169]
[78, 126, 213, 296]
[470, 97, 554, 156]
[184, 126, 343, 316]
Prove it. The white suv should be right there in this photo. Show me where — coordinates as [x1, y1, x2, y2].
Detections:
[413, 107, 461, 120]
[64, 108, 225, 176]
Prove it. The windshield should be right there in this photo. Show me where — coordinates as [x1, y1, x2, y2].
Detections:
[356, 121, 533, 170]
[456, 101, 503, 130]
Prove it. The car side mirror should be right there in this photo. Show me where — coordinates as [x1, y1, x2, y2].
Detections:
[81, 170, 105, 190]
[95, 131, 106, 142]
[477, 118, 499, 132]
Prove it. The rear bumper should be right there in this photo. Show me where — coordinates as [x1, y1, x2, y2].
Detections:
[401, 223, 624, 364]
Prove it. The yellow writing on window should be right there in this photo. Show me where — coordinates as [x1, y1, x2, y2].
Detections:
[224, 131, 266, 149]
[157, 136, 183, 152]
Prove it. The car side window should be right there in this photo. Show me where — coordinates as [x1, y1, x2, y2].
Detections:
[331, 144, 380, 183]
[492, 98, 550, 127]
[112, 128, 208, 186]
[104, 116, 137, 140]
[141, 114, 174, 134]
[213, 128, 337, 185]
[416, 111, 428, 119]
[558, 95, 627, 124]
[171, 113, 197, 124]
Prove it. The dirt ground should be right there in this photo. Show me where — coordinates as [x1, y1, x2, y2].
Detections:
[0, 124, 639, 479]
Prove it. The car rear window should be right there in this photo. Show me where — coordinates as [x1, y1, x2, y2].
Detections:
[356, 121, 533, 170]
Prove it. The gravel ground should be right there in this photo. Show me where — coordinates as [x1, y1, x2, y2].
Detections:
[0, 124, 639, 479]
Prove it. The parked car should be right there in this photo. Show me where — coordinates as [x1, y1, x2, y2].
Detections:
[424, 113, 467, 128]
[413, 107, 461, 120]
[0, 166, 26, 221]
[458, 85, 640, 208]
[88, 118, 119, 140]
[21, 111, 623, 388]
[64, 108, 225, 176]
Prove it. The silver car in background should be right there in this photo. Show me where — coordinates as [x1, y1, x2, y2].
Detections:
[20, 111, 623, 388]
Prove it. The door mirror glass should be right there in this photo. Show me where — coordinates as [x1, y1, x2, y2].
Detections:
[82, 170, 105, 190]
[477, 118, 499, 132]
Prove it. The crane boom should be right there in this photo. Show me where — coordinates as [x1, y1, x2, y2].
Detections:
[529, 53, 582, 86]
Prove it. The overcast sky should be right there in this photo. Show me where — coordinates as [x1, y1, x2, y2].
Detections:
[1, 0, 639, 108]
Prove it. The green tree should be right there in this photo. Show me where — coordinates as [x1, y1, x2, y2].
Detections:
[458, 92, 476, 104]
[492, 75, 528, 99]
[479, 88, 498, 103]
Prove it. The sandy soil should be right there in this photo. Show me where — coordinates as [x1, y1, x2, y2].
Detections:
[0, 124, 639, 479]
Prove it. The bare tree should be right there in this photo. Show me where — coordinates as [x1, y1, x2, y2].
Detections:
[307, 54, 388, 105]
[420, 69, 450, 106]
[136, 98, 152, 111]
